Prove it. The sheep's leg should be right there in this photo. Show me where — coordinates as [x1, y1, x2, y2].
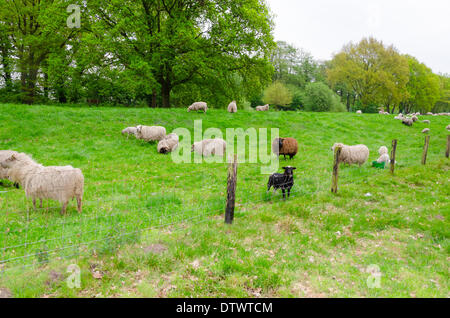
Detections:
[76, 196, 82, 214]
[32, 199, 37, 210]
[14, 183, 19, 189]
[60, 202, 68, 215]
[39, 199, 43, 209]
[282, 189, 286, 200]
[288, 188, 291, 198]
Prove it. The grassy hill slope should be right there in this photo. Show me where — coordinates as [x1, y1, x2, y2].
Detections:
[0, 104, 448, 297]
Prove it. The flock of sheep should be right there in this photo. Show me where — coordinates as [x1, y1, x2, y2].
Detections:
[1, 103, 449, 213]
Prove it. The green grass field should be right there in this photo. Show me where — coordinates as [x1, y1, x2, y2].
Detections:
[0, 103, 449, 298]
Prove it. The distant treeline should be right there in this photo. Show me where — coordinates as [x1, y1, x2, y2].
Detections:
[0, 1, 448, 113]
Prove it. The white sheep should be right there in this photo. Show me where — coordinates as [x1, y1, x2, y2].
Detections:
[227, 101, 237, 113]
[446, 125, 450, 131]
[157, 133, 179, 154]
[0, 152, 38, 187]
[122, 127, 137, 138]
[135, 125, 166, 142]
[1, 153, 84, 214]
[377, 146, 390, 164]
[356, 110, 362, 114]
[191, 139, 227, 157]
[0, 150, 18, 181]
[255, 104, 269, 111]
[422, 120, 430, 124]
[412, 115, 418, 122]
[331, 143, 369, 166]
[422, 128, 430, 134]
[188, 102, 208, 113]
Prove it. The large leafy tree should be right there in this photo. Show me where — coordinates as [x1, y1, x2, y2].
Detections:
[327, 37, 409, 113]
[89, 0, 274, 107]
[0, 0, 84, 103]
[399, 55, 441, 114]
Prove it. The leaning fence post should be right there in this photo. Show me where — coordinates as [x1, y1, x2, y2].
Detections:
[422, 136, 430, 165]
[446, 135, 450, 159]
[331, 146, 342, 194]
[225, 154, 238, 224]
[390, 139, 398, 174]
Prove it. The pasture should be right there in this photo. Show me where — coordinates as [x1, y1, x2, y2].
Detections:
[0, 103, 449, 297]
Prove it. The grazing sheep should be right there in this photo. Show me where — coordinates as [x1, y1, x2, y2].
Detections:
[0, 150, 18, 184]
[267, 166, 296, 200]
[135, 125, 166, 142]
[255, 104, 269, 111]
[121, 127, 137, 138]
[356, 110, 362, 114]
[446, 125, 450, 131]
[422, 128, 430, 134]
[402, 118, 413, 126]
[227, 101, 237, 113]
[191, 139, 227, 157]
[272, 138, 298, 159]
[422, 120, 430, 124]
[188, 102, 208, 113]
[1, 153, 84, 214]
[0, 152, 38, 187]
[377, 146, 390, 164]
[331, 143, 369, 166]
[426, 112, 433, 115]
[157, 133, 179, 154]
[412, 115, 418, 122]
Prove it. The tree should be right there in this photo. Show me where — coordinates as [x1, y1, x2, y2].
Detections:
[0, 0, 84, 103]
[433, 74, 450, 113]
[263, 81, 292, 109]
[271, 41, 320, 88]
[327, 37, 409, 113]
[399, 55, 441, 114]
[89, 0, 274, 107]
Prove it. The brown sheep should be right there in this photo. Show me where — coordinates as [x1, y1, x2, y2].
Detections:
[272, 138, 298, 159]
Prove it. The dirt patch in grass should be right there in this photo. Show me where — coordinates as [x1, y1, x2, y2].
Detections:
[0, 287, 13, 298]
[45, 270, 65, 286]
[143, 243, 168, 255]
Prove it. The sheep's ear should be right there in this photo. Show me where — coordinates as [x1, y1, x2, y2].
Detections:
[293, 167, 297, 170]
[9, 154, 16, 161]
[282, 167, 286, 169]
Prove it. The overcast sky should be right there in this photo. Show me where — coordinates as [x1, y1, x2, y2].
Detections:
[266, 0, 450, 74]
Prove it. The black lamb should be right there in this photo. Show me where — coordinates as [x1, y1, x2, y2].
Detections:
[267, 166, 296, 199]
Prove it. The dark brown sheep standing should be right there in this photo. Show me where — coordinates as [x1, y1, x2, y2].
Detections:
[272, 138, 298, 159]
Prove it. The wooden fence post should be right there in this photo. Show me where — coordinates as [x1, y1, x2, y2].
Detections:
[422, 136, 430, 165]
[331, 146, 342, 194]
[446, 135, 450, 159]
[225, 154, 238, 224]
[390, 139, 398, 174]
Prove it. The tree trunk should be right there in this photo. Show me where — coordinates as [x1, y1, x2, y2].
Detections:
[161, 81, 171, 108]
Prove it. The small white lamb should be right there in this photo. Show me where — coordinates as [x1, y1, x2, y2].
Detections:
[377, 146, 390, 164]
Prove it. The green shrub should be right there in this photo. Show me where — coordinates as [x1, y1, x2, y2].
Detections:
[304, 82, 345, 112]
[263, 81, 292, 110]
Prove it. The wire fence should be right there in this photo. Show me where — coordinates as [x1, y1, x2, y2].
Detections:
[1, 138, 448, 277]
[0, 157, 331, 276]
